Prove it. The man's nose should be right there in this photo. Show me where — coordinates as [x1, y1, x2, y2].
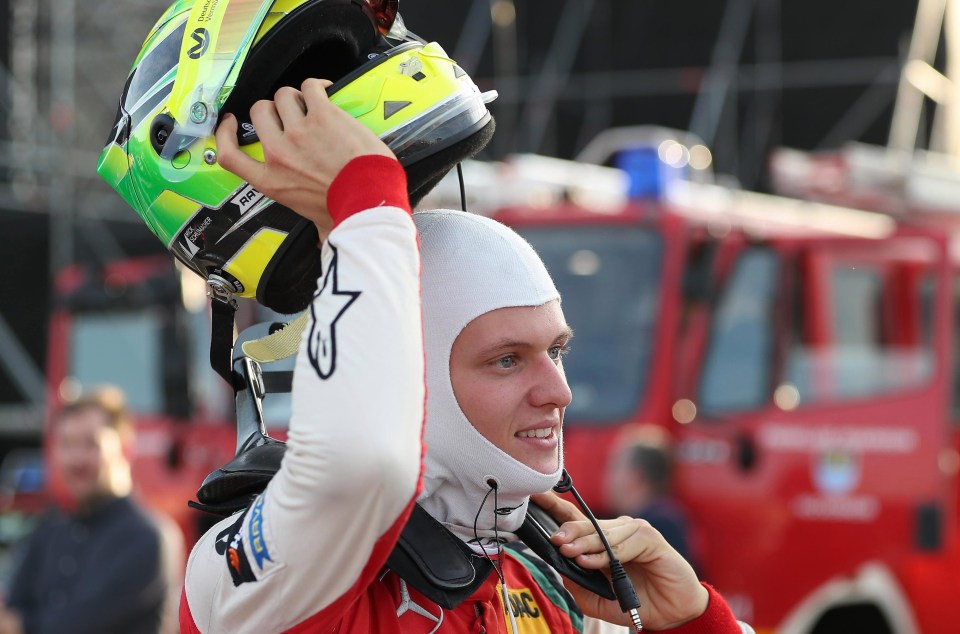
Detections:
[529, 355, 573, 409]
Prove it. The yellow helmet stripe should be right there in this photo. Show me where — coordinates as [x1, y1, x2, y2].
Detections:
[223, 226, 288, 298]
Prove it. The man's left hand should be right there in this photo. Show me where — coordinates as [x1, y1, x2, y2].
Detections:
[532, 491, 708, 631]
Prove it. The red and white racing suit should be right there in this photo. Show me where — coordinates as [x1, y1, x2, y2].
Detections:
[179, 156, 747, 634]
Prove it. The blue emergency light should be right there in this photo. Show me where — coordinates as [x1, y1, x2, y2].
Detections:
[615, 146, 687, 198]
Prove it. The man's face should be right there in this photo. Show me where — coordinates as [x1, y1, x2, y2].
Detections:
[450, 300, 573, 475]
[52, 407, 125, 505]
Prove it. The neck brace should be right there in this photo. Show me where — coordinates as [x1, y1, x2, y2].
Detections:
[413, 210, 563, 545]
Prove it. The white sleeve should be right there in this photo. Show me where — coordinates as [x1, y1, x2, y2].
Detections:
[583, 617, 631, 634]
[183, 207, 424, 633]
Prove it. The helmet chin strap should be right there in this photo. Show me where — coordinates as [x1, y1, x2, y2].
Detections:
[207, 277, 242, 390]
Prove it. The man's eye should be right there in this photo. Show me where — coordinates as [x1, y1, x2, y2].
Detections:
[548, 345, 570, 362]
[495, 355, 517, 369]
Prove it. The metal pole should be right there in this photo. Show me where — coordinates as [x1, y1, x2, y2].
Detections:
[935, 0, 960, 156]
[740, 0, 781, 188]
[518, 0, 595, 154]
[688, 0, 756, 149]
[49, 0, 77, 275]
[484, 57, 899, 103]
[888, 0, 946, 153]
[818, 61, 902, 149]
[0, 313, 46, 403]
[490, 0, 519, 156]
[453, 0, 493, 73]
[9, 0, 38, 201]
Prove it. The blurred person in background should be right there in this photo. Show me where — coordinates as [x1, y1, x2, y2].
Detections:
[0, 388, 177, 634]
[607, 430, 695, 568]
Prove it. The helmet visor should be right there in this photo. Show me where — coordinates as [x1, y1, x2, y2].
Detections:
[162, 0, 277, 158]
[161, 0, 402, 159]
[386, 88, 497, 165]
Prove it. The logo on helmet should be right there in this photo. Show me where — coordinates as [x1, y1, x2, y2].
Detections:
[188, 28, 210, 59]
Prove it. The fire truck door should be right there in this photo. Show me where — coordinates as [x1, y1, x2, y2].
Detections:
[674, 232, 949, 627]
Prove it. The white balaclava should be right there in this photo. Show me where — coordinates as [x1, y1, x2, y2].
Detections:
[413, 210, 564, 547]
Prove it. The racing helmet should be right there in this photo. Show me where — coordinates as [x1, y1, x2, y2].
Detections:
[97, 0, 497, 314]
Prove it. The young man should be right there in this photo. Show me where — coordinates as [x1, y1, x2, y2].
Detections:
[176, 78, 750, 633]
[1, 390, 172, 634]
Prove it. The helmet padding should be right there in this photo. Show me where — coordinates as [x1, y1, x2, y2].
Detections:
[220, 2, 378, 122]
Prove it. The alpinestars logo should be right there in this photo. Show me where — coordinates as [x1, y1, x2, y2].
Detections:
[308, 245, 360, 380]
[187, 28, 210, 59]
[214, 508, 257, 586]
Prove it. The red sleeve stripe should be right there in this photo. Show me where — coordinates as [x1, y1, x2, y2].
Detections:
[178, 586, 201, 634]
[665, 584, 745, 633]
[327, 155, 411, 227]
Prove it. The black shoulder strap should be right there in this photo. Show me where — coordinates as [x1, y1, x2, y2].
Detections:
[516, 502, 617, 601]
[386, 504, 494, 609]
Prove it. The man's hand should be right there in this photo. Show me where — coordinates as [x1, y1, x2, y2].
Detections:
[215, 78, 396, 239]
[531, 491, 708, 631]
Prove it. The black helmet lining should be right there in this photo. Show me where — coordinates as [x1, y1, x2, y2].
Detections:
[220, 0, 380, 124]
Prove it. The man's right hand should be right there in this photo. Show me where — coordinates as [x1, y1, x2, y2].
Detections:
[215, 78, 396, 240]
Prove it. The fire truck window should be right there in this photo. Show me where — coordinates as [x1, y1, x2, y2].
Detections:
[518, 226, 663, 424]
[785, 265, 933, 404]
[70, 311, 163, 414]
[699, 247, 779, 414]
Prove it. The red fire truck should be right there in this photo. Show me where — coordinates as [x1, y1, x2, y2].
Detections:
[43, 130, 960, 632]
[448, 133, 958, 633]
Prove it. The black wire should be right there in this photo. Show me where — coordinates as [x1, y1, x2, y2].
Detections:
[457, 163, 467, 211]
[554, 470, 643, 623]
[472, 484, 505, 587]
[493, 486, 502, 551]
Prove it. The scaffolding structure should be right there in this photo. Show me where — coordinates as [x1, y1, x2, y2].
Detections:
[0, 0, 170, 428]
[0, 0, 929, 422]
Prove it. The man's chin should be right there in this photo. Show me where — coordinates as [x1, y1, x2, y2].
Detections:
[512, 438, 562, 476]
[516, 451, 561, 477]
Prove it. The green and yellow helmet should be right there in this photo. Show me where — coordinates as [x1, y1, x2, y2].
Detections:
[98, 0, 496, 313]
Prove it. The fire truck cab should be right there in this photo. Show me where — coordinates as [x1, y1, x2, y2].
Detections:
[422, 132, 960, 633]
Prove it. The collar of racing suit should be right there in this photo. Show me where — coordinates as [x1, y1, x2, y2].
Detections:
[386, 502, 616, 609]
